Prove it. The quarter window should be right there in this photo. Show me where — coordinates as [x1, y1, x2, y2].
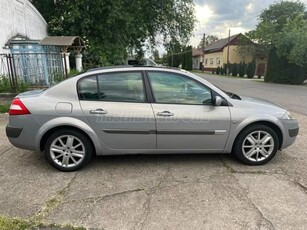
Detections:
[78, 72, 145, 102]
[147, 72, 212, 105]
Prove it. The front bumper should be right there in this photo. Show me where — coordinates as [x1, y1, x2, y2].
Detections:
[280, 119, 299, 149]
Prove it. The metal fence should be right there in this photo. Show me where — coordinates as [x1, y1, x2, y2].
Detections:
[0, 53, 66, 92]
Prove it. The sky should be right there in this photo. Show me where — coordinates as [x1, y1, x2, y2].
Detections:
[191, 0, 307, 47]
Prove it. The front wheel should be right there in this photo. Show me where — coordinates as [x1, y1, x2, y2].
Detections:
[233, 125, 279, 165]
[44, 129, 93, 171]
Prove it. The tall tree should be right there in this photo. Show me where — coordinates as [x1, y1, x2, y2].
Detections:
[239, 1, 307, 84]
[32, 0, 196, 67]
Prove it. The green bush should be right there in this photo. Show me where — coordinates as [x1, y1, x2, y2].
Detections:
[220, 67, 224, 75]
[265, 48, 305, 84]
[232, 63, 238, 77]
[239, 61, 245, 77]
[216, 67, 220, 75]
[0, 76, 29, 93]
[0, 76, 10, 93]
[246, 60, 256, 79]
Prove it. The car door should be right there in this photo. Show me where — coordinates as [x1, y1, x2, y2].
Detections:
[78, 71, 156, 149]
[146, 71, 231, 152]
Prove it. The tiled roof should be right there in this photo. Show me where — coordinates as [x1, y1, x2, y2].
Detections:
[192, 48, 204, 57]
[204, 34, 240, 52]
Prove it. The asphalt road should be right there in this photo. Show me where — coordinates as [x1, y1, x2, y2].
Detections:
[0, 76, 307, 230]
[196, 73, 307, 115]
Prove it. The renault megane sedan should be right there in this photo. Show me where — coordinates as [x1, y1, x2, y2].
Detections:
[6, 66, 299, 171]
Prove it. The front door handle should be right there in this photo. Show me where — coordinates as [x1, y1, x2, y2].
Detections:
[89, 109, 108, 115]
[156, 111, 174, 117]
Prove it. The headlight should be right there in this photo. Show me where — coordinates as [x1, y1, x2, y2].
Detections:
[282, 111, 294, 120]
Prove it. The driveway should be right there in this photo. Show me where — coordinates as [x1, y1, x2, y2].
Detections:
[0, 75, 307, 229]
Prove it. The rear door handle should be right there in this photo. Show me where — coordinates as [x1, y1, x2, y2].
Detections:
[156, 111, 174, 117]
[89, 109, 108, 115]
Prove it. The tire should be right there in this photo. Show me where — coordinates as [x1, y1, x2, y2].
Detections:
[44, 129, 93, 171]
[233, 125, 279, 165]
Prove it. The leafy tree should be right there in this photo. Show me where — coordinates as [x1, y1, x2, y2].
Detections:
[165, 38, 182, 67]
[181, 46, 192, 71]
[266, 48, 305, 84]
[32, 0, 196, 67]
[238, 1, 307, 84]
[198, 35, 219, 48]
[152, 49, 160, 63]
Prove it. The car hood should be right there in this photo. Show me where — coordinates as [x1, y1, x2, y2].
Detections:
[229, 95, 287, 119]
[239, 96, 283, 108]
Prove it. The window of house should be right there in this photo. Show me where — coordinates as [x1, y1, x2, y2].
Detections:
[210, 58, 214, 65]
[205, 59, 208, 65]
[216, 58, 221, 65]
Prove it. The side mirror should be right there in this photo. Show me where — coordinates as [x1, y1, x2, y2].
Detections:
[214, 96, 223, 106]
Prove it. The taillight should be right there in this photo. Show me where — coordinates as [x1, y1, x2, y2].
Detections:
[9, 98, 31, 115]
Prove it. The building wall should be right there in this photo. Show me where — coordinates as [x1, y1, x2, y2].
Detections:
[222, 45, 253, 64]
[203, 52, 223, 70]
[0, 0, 47, 53]
[192, 56, 203, 70]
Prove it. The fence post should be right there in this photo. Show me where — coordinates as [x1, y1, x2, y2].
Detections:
[7, 54, 17, 93]
[62, 53, 68, 79]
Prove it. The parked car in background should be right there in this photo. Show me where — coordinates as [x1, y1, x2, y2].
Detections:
[126, 57, 158, 66]
[6, 66, 299, 171]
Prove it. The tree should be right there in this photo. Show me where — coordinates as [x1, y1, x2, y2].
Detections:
[32, 0, 196, 67]
[232, 64, 238, 77]
[238, 1, 307, 84]
[239, 61, 245, 77]
[165, 38, 182, 67]
[198, 35, 219, 48]
[152, 49, 160, 63]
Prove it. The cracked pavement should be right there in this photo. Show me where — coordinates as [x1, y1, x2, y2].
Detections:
[1, 76, 307, 229]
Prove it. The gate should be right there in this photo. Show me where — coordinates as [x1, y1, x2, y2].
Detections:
[0, 53, 66, 92]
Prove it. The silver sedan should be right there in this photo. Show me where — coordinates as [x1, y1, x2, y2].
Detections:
[6, 67, 299, 171]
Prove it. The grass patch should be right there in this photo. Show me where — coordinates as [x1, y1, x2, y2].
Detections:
[0, 104, 10, 113]
[0, 216, 86, 230]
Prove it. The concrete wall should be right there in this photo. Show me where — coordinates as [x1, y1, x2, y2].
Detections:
[0, 0, 47, 53]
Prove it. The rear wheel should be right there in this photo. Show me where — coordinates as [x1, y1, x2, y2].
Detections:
[233, 125, 279, 165]
[44, 129, 93, 171]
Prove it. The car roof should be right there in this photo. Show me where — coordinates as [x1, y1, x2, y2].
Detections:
[84, 65, 186, 75]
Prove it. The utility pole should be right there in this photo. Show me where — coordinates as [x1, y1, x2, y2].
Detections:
[202, 33, 205, 72]
[226, 29, 231, 75]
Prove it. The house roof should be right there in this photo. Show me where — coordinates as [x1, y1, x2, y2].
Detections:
[192, 48, 204, 57]
[204, 34, 241, 53]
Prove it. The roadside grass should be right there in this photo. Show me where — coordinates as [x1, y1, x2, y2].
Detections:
[0, 216, 86, 230]
[0, 104, 10, 113]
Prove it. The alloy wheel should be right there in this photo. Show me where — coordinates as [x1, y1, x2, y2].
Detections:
[242, 130, 275, 162]
[50, 135, 86, 168]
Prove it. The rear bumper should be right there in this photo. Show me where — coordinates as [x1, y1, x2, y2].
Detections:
[6, 125, 23, 138]
[6, 115, 41, 151]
